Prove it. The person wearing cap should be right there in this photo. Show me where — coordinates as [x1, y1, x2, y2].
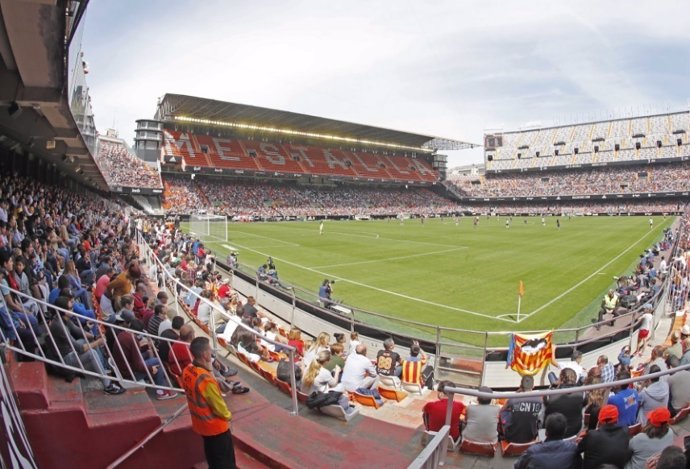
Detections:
[637, 364, 669, 425]
[514, 412, 581, 469]
[626, 407, 674, 469]
[577, 404, 631, 469]
[681, 325, 690, 345]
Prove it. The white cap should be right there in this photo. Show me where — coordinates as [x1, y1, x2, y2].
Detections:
[682, 325, 690, 336]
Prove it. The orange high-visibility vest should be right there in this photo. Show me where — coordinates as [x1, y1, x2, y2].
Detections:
[182, 364, 229, 436]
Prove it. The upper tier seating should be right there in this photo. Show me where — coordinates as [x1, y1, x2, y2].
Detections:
[486, 112, 690, 171]
[95, 138, 162, 189]
[162, 130, 439, 183]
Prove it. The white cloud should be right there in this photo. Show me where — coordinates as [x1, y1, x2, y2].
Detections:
[82, 0, 690, 167]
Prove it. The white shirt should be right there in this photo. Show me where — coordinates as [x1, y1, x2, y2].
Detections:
[341, 353, 376, 392]
[559, 360, 585, 382]
[640, 312, 653, 331]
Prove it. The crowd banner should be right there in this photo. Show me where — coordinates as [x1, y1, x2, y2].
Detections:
[506, 331, 554, 376]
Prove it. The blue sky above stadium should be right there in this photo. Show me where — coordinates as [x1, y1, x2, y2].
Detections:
[83, 0, 690, 166]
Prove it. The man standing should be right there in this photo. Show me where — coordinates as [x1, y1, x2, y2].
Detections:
[182, 337, 236, 469]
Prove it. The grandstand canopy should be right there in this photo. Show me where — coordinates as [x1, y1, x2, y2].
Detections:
[156, 93, 476, 152]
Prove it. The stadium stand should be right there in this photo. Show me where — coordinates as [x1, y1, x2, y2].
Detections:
[449, 162, 690, 198]
[163, 130, 440, 183]
[485, 112, 690, 172]
[95, 136, 162, 189]
[162, 175, 461, 217]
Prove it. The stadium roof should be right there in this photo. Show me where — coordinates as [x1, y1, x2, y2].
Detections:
[156, 93, 477, 152]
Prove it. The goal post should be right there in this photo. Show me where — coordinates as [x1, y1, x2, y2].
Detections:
[189, 213, 228, 242]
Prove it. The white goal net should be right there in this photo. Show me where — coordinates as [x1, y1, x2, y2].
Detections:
[190, 213, 228, 242]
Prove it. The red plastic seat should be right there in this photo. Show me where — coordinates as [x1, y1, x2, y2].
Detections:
[459, 439, 496, 457]
[501, 439, 538, 457]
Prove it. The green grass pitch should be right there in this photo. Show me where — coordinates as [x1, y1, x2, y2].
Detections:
[190, 215, 673, 346]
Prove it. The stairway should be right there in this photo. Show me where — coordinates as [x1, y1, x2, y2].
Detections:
[8, 360, 267, 468]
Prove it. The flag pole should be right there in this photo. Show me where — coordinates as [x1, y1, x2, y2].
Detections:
[517, 295, 522, 322]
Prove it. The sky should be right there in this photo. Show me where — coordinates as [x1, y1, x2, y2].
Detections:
[81, 0, 690, 167]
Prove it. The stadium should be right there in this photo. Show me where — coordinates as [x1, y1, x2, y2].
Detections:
[0, 2, 689, 469]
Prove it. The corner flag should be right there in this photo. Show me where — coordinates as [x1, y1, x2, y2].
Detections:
[518, 280, 525, 298]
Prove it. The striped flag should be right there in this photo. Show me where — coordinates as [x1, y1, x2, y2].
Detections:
[506, 331, 553, 376]
[518, 280, 525, 298]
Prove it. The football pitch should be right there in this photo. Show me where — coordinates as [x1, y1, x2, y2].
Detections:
[191, 215, 674, 344]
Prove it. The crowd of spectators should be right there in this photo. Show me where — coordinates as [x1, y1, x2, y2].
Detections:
[474, 201, 682, 216]
[162, 176, 461, 217]
[449, 163, 690, 198]
[95, 138, 162, 189]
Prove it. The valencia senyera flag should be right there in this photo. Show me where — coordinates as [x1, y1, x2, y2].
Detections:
[506, 331, 553, 376]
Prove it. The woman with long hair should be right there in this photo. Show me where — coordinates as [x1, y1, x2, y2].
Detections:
[303, 332, 330, 367]
[583, 376, 607, 430]
[301, 350, 341, 394]
[63, 259, 91, 308]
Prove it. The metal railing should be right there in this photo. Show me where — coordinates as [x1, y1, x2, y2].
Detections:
[213, 218, 681, 388]
[1, 287, 184, 393]
[408, 425, 450, 469]
[410, 362, 690, 467]
[136, 231, 301, 415]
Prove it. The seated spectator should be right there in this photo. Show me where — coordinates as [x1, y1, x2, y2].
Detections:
[584, 377, 608, 430]
[112, 319, 177, 400]
[514, 412, 581, 469]
[147, 304, 167, 338]
[500, 375, 543, 443]
[598, 354, 616, 384]
[462, 386, 499, 444]
[544, 368, 584, 438]
[301, 350, 341, 393]
[323, 343, 345, 372]
[665, 355, 690, 415]
[168, 324, 195, 376]
[196, 290, 213, 325]
[558, 350, 586, 385]
[423, 380, 465, 443]
[241, 296, 263, 322]
[286, 328, 304, 357]
[375, 338, 402, 377]
[653, 445, 686, 469]
[158, 316, 184, 363]
[577, 404, 631, 469]
[666, 332, 683, 361]
[626, 408, 674, 469]
[348, 331, 361, 356]
[608, 370, 640, 427]
[341, 343, 377, 392]
[638, 365, 669, 425]
[303, 332, 330, 368]
[49, 297, 124, 395]
[401, 340, 429, 387]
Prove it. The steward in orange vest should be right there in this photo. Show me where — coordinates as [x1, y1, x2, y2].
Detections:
[182, 337, 236, 469]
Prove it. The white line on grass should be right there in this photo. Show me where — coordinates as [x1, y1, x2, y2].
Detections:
[226, 241, 516, 323]
[312, 247, 468, 269]
[520, 227, 663, 321]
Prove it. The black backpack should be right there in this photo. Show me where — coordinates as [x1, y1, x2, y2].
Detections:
[306, 390, 342, 409]
[276, 358, 302, 383]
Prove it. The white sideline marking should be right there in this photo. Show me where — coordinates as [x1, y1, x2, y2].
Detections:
[312, 247, 467, 269]
[222, 244, 239, 251]
[521, 227, 663, 320]
[225, 241, 515, 323]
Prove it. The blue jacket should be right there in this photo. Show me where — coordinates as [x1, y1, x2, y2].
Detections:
[514, 439, 581, 469]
